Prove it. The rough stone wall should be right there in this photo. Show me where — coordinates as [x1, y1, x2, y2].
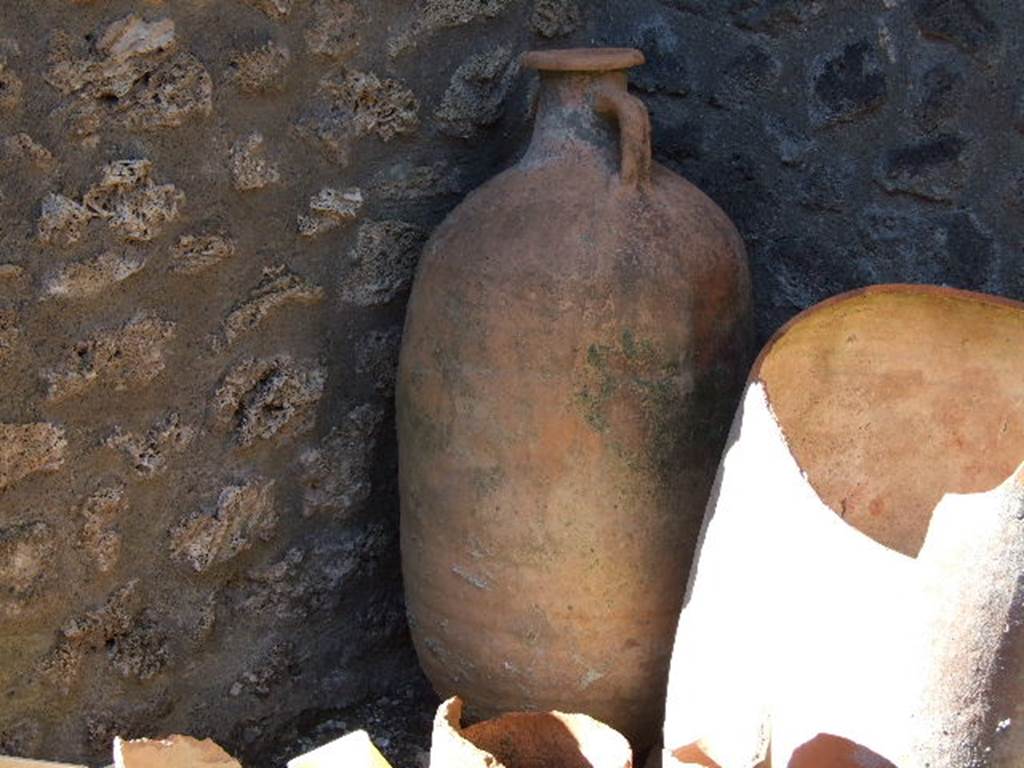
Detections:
[1, 0, 1021, 765]
[605, 0, 1024, 342]
[0, 1, 565, 764]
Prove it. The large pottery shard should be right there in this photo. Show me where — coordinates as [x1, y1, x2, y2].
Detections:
[663, 285, 1024, 768]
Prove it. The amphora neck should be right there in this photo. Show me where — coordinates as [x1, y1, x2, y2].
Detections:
[521, 48, 652, 188]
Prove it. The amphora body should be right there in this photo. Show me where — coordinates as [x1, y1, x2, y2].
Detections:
[398, 48, 751, 747]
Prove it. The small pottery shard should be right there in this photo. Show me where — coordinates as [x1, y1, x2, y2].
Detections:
[0, 758, 88, 768]
[663, 285, 1024, 768]
[431, 696, 632, 768]
[113, 735, 241, 768]
[287, 729, 393, 768]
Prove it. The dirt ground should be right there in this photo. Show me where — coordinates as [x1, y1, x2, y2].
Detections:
[265, 670, 439, 768]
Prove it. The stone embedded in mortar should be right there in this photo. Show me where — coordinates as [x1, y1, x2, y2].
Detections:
[0, 422, 66, 492]
[216, 266, 325, 347]
[730, 0, 826, 33]
[765, 118, 813, 167]
[241, 524, 389, 620]
[107, 609, 170, 681]
[859, 206, 935, 281]
[45, 18, 211, 136]
[799, 159, 855, 213]
[119, 52, 214, 131]
[1013, 90, 1024, 135]
[298, 187, 364, 237]
[935, 210, 997, 292]
[96, 15, 176, 60]
[169, 477, 278, 573]
[230, 132, 281, 191]
[45, 314, 176, 401]
[912, 0, 999, 57]
[212, 356, 326, 447]
[78, 484, 127, 574]
[168, 233, 237, 275]
[878, 133, 969, 202]
[809, 40, 888, 126]
[0, 264, 25, 282]
[294, 68, 419, 164]
[914, 62, 966, 133]
[299, 403, 384, 518]
[229, 641, 295, 699]
[242, 0, 292, 19]
[226, 41, 291, 94]
[0, 305, 21, 361]
[191, 593, 219, 645]
[532, 0, 582, 38]
[48, 98, 104, 144]
[1005, 169, 1024, 212]
[306, 0, 362, 61]
[105, 412, 198, 478]
[356, 327, 402, 395]
[0, 522, 56, 617]
[44, 30, 136, 95]
[341, 220, 428, 306]
[2, 133, 56, 170]
[43, 250, 146, 299]
[625, 20, 690, 96]
[860, 208, 996, 293]
[387, 0, 516, 57]
[369, 161, 462, 201]
[292, 107, 355, 165]
[317, 69, 420, 141]
[37, 194, 93, 247]
[82, 159, 184, 242]
[0, 56, 23, 112]
[712, 43, 781, 108]
[38, 580, 139, 691]
[435, 47, 519, 138]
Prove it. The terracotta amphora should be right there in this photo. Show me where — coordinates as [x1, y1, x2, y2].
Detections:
[397, 47, 751, 747]
[662, 285, 1024, 767]
[430, 697, 632, 768]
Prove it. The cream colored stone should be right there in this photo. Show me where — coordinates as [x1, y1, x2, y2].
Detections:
[97, 16, 176, 61]
[113, 735, 240, 768]
[287, 730, 393, 768]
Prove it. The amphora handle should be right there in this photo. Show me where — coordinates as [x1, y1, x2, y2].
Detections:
[595, 83, 652, 188]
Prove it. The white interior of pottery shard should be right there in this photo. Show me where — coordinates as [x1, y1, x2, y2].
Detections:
[661, 286, 1024, 768]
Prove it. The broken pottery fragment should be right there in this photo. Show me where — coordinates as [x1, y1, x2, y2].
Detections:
[431, 697, 632, 768]
[398, 48, 750, 749]
[663, 285, 1024, 768]
[113, 734, 240, 768]
[287, 729, 393, 768]
[0, 758, 87, 768]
